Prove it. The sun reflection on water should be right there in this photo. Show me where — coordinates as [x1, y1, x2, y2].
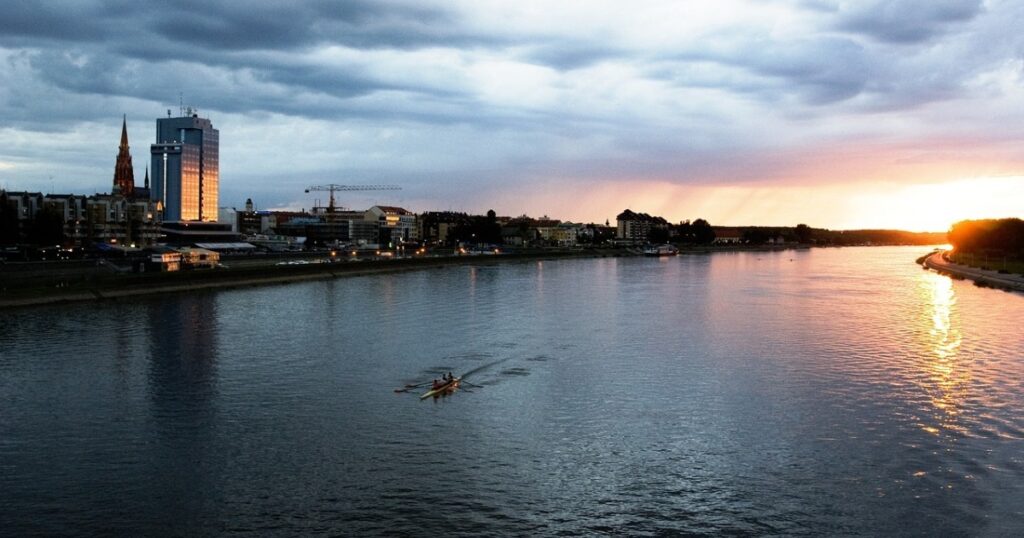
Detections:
[917, 272, 967, 435]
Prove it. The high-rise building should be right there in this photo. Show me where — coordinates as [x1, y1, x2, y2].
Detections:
[150, 110, 219, 221]
[112, 115, 135, 197]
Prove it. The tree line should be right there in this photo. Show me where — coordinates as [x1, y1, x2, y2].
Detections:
[646, 219, 716, 244]
[948, 218, 1024, 257]
[683, 224, 943, 246]
[802, 228, 945, 246]
[640, 220, 949, 246]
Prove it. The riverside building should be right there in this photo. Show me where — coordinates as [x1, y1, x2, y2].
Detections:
[616, 209, 668, 243]
[0, 117, 160, 249]
[150, 109, 219, 222]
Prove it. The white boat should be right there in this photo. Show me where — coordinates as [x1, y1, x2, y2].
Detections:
[643, 244, 679, 256]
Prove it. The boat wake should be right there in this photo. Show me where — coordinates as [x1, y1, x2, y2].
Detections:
[461, 357, 512, 379]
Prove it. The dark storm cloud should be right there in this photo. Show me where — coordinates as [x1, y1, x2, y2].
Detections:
[27, 47, 380, 102]
[0, 0, 503, 129]
[142, 0, 477, 51]
[657, 35, 874, 105]
[522, 42, 624, 71]
[8, 5, 427, 94]
[836, 0, 985, 43]
[731, 37, 873, 104]
[0, 1, 107, 41]
[0, 50, 125, 130]
[16, 45, 487, 128]
[146, 7, 324, 51]
[0, 0, 493, 52]
[0, 0, 994, 128]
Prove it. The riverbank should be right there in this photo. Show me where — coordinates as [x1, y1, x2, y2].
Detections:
[0, 249, 628, 309]
[0, 243, 896, 309]
[922, 250, 1024, 292]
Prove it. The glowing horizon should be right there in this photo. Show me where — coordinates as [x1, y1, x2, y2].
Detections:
[514, 176, 1024, 232]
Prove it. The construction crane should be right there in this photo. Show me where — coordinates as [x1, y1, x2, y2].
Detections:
[304, 184, 402, 213]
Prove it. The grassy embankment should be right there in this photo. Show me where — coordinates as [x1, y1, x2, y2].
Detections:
[946, 218, 1024, 276]
[947, 251, 1024, 276]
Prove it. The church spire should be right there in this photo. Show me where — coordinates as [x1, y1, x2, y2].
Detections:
[113, 114, 135, 197]
[119, 114, 129, 150]
[144, 165, 150, 189]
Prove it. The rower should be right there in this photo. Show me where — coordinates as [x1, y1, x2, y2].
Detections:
[432, 378, 442, 389]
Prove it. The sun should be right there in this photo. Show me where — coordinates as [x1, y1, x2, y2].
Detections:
[863, 176, 1024, 232]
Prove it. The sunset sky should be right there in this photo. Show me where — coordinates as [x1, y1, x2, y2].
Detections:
[1, 0, 1023, 231]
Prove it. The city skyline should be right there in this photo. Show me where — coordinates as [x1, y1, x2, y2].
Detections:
[2, 1, 1024, 231]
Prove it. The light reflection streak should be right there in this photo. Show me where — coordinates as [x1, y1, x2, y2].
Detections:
[917, 272, 967, 435]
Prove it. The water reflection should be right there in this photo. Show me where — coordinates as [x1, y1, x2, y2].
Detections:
[144, 294, 221, 529]
[146, 294, 219, 402]
[918, 272, 967, 435]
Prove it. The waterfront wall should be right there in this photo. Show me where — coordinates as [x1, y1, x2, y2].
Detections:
[924, 251, 1024, 292]
[0, 250, 626, 309]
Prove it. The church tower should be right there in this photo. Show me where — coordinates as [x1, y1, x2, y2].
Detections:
[113, 115, 135, 197]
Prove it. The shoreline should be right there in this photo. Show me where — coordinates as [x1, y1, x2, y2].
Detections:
[922, 250, 1024, 293]
[1, 244, 936, 309]
[0, 249, 628, 309]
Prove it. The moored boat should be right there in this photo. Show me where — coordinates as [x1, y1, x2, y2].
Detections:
[420, 377, 461, 399]
[643, 244, 679, 256]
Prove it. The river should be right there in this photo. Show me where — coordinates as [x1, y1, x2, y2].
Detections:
[2, 246, 1023, 536]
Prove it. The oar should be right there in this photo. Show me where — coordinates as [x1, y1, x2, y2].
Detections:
[461, 381, 483, 388]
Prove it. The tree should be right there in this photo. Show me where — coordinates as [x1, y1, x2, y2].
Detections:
[27, 207, 65, 247]
[450, 211, 504, 246]
[482, 209, 502, 244]
[0, 194, 19, 246]
[673, 220, 693, 243]
[795, 223, 812, 244]
[692, 218, 715, 245]
[949, 218, 1024, 256]
[580, 223, 613, 245]
[742, 228, 769, 245]
[647, 226, 669, 244]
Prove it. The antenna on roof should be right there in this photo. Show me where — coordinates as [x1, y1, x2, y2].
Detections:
[179, 93, 184, 116]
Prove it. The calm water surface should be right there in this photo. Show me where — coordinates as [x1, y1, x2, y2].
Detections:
[2, 247, 1023, 536]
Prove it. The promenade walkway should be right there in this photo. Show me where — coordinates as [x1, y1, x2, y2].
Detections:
[925, 251, 1024, 292]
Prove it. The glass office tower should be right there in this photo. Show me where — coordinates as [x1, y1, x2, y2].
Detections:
[150, 112, 219, 222]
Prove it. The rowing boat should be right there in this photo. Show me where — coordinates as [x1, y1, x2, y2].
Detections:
[420, 377, 461, 400]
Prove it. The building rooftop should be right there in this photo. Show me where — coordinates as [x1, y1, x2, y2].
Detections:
[372, 205, 412, 215]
